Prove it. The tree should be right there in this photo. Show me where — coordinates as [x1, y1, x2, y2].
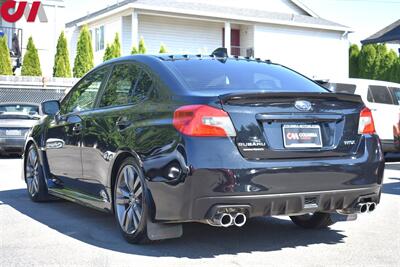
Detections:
[21, 37, 42, 76]
[389, 57, 400, 83]
[159, 43, 168, 53]
[73, 25, 94, 78]
[103, 44, 113, 62]
[0, 36, 13, 75]
[111, 33, 121, 58]
[53, 31, 71, 77]
[382, 49, 397, 81]
[138, 37, 146, 54]
[358, 44, 377, 79]
[131, 45, 139, 55]
[349, 44, 360, 78]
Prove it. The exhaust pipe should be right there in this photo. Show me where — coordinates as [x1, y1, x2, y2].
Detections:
[209, 213, 233, 227]
[356, 203, 368, 214]
[233, 213, 247, 227]
[367, 202, 377, 213]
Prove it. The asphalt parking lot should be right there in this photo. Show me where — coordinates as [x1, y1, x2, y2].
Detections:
[0, 157, 399, 267]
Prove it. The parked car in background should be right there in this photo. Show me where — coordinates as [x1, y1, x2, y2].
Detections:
[24, 53, 384, 244]
[0, 103, 42, 156]
[323, 79, 400, 155]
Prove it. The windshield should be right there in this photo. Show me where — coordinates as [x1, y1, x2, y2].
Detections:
[165, 59, 328, 93]
[0, 104, 40, 119]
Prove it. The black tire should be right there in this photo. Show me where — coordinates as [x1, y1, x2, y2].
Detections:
[113, 157, 151, 244]
[25, 145, 50, 202]
[290, 212, 335, 229]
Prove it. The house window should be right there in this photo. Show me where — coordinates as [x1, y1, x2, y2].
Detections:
[95, 26, 104, 51]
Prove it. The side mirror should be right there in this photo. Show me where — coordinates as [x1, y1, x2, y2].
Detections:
[41, 100, 60, 116]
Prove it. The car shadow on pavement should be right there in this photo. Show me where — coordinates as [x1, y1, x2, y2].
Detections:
[383, 178, 400, 196]
[0, 188, 347, 258]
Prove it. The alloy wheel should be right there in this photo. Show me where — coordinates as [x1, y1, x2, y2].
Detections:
[26, 148, 39, 196]
[115, 165, 144, 234]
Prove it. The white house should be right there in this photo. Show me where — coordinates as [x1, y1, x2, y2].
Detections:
[0, 0, 66, 77]
[65, 0, 351, 79]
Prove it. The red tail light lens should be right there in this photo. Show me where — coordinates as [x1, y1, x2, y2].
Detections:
[173, 105, 236, 137]
[358, 107, 376, 135]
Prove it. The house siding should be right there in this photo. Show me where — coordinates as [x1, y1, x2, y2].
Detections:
[122, 15, 133, 55]
[254, 24, 348, 79]
[138, 14, 223, 54]
[86, 14, 124, 65]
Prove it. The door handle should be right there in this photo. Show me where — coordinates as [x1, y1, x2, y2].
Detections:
[72, 123, 82, 135]
[116, 118, 132, 130]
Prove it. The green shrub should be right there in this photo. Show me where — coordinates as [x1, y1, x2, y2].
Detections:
[349, 44, 359, 78]
[138, 37, 146, 54]
[53, 31, 71, 77]
[0, 36, 13, 75]
[73, 25, 94, 78]
[21, 37, 42, 76]
[159, 43, 168, 54]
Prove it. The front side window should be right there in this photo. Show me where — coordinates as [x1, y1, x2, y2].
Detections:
[100, 63, 141, 107]
[369, 86, 394, 105]
[95, 26, 104, 51]
[62, 67, 109, 114]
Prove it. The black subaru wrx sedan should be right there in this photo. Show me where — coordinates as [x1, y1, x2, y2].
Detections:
[23, 52, 385, 244]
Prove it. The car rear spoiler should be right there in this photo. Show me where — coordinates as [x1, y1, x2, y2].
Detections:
[219, 92, 364, 105]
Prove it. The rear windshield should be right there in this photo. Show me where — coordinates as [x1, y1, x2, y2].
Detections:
[165, 59, 328, 93]
[0, 104, 39, 115]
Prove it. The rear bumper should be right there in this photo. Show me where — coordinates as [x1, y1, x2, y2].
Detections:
[145, 135, 385, 222]
[193, 187, 381, 219]
[0, 137, 25, 154]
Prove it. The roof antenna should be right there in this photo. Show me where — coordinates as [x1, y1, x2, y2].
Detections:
[211, 48, 228, 58]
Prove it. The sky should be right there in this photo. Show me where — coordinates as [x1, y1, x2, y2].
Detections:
[64, 0, 400, 44]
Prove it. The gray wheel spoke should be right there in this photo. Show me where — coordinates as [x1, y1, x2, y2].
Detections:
[33, 177, 39, 192]
[122, 205, 133, 232]
[132, 207, 139, 228]
[133, 205, 142, 223]
[116, 187, 130, 198]
[133, 174, 140, 191]
[134, 186, 142, 198]
[116, 197, 130, 205]
[26, 166, 34, 178]
[124, 168, 134, 192]
[27, 179, 33, 193]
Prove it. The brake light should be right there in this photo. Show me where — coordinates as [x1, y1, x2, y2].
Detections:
[173, 105, 236, 137]
[358, 107, 376, 135]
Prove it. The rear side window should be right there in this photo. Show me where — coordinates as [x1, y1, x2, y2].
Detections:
[328, 83, 357, 94]
[389, 87, 400, 105]
[133, 71, 153, 104]
[165, 59, 327, 93]
[99, 63, 153, 107]
[100, 63, 140, 107]
[369, 86, 395, 105]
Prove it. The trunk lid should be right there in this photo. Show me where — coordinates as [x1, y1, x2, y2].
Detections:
[219, 92, 365, 160]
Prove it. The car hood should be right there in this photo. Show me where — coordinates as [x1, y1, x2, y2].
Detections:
[0, 119, 39, 128]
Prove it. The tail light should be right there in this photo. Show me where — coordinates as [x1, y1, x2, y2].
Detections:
[358, 107, 376, 135]
[173, 105, 236, 137]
